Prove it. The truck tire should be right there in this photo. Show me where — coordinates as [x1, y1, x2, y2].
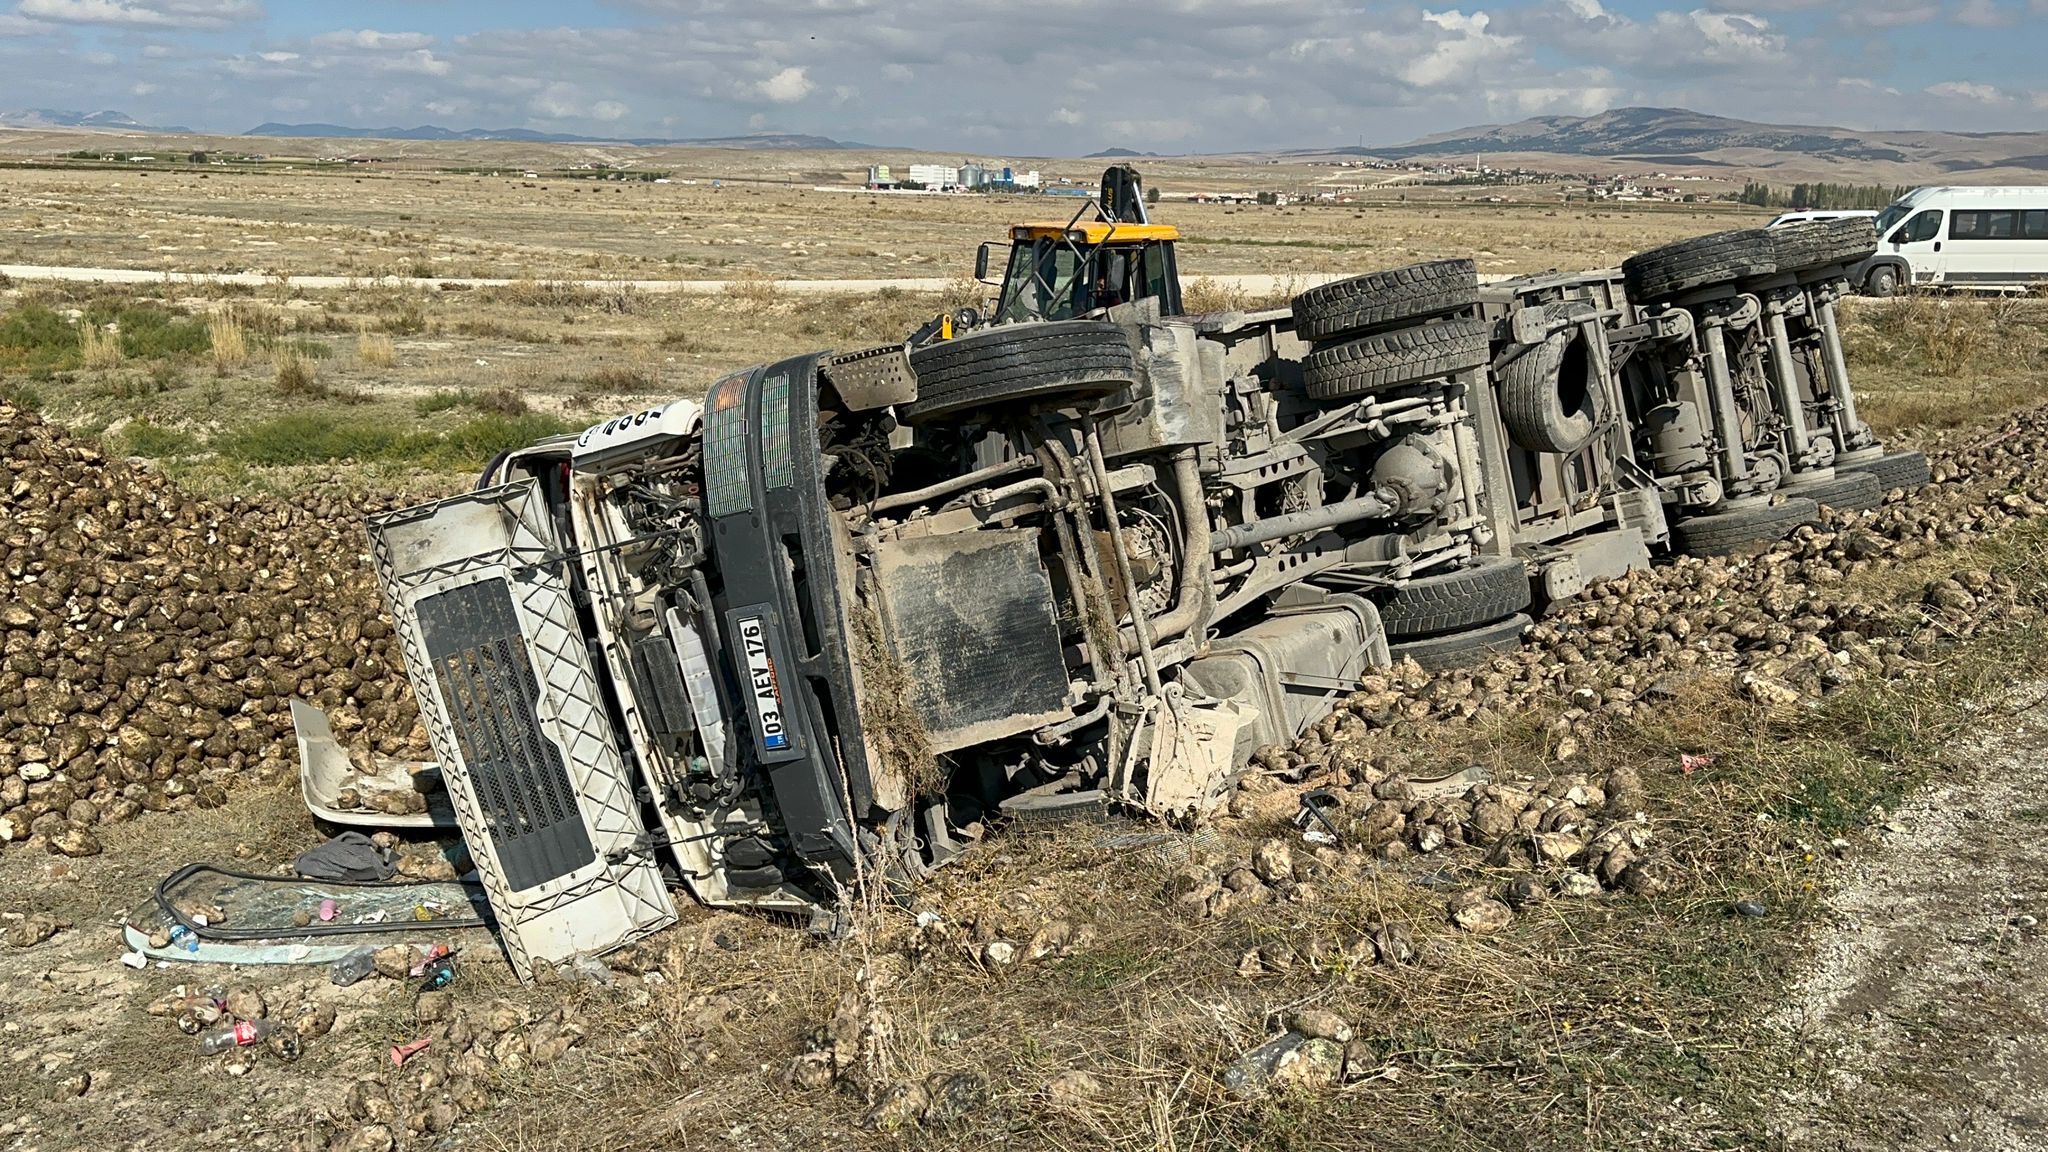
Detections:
[1291, 259, 1479, 343]
[1864, 264, 1902, 298]
[1844, 449, 1931, 492]
[1786, 469, 1885, 513]
[1390, 613, 1530, 672]
[902, 320, 1135, 424]
[1303, 317, 1489, 399]
[1670, 497, 1819, 557]
[1378, 556, 1532, 639]
[1622, 229, 1778, 302]
[1497, 303, 1603, 454]
[1771, 218, 1879, 273]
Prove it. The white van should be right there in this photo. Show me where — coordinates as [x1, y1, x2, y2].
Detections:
[1852, 186, 2048, 295]
[1768, 209, 1877, 228]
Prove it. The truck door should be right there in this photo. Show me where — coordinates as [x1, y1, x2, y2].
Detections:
[369, 480, 677, 981]
[1885, 208, 1945, 287]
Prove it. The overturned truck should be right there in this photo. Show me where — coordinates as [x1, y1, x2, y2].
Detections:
[364, 218, 1924, 977]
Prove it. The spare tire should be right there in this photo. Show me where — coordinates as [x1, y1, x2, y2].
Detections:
[1622, 229, 1778, 301]
[1291, 259, 1479, 343]
[1497, 302, 1604, 454]
[1770, 218, 1880, 274]
[1377, 556, 1532, 639]
[902, 320, 1135, 424]
[1303, 317, 1489, 400]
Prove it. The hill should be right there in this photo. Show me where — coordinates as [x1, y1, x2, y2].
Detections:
[0, 108, 191, 133]
[1322, 106, 2048, 184]
[242, 122, 870, 149]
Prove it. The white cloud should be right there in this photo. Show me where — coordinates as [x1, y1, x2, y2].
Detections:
[1952, 0, 2016, 23]
[1925, 80, 2008, 102]
[17, 0, 259, 29]
[258, 50, 296, 62]
[311, 29, 434, 51]
[756, 65, 812, 103]
[590, 99, 628, 121]
[1053, 106, 1084, 125]
[1403, 10, 1520, 87]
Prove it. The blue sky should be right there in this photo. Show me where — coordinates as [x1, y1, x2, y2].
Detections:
[0, 0, 2039, 153]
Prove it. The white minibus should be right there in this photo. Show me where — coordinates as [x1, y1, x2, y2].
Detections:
[1852, 186, 2048, 295]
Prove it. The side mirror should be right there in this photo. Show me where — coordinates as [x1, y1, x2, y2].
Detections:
[974, 243, 994, 283]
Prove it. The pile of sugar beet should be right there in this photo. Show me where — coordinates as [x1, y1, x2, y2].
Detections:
[5, 389, 2048, 868]
[0, 402, 427, 856]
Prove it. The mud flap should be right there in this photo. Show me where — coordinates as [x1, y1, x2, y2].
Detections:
[368, 481, 677, 981]
[1119, 685, 1256, 820]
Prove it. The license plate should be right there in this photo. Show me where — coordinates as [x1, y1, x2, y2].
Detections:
[737, 616, 789, 751]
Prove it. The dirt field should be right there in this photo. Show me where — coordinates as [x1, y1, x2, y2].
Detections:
[7, 156, 2048, 1152]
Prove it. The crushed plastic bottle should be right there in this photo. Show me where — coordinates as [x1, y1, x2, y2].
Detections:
[199, 1019, 274, 1055]
[167, 925, 200, 954]
[328, 946, 377, 987]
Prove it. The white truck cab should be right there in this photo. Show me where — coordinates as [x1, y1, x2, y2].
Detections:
[1854, 186, 2048, 295]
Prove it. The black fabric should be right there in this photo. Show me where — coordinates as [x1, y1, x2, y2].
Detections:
[293, 832, 398, 883]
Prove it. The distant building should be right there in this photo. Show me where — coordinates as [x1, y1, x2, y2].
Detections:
[908, 163, 957, 189]
[866, 163, 898, 188]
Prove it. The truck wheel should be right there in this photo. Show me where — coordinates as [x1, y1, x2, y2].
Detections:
[1303, 317, 1488, 399]
[1771, 218, 1879, 273]
[1864, 265, 1901, 298]
[1497, 303, 1603, 454]
[1786, 469, 1885, 513]
[1843, 449, 1931, 492]
[1291, 259, 1479, 343]
[902, 320, 1135, 425]
[1670, 497, 1819, 557]
[1622, 229, 1778, 301]
[1389, 613, 1530, 672]
[1378, 556, 1532, 639]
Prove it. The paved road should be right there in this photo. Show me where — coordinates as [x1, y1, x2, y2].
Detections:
[0, 263, 1364, 298]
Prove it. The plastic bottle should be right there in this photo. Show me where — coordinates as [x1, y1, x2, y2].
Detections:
[198, 1019, 274, 1055]
[167, 925, 200, 953]
[329, 947, 377, 987]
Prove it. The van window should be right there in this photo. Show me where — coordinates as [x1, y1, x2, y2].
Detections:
[2025, 210, 2048, 239]
[1893, 210, 1941, 244]
[1950, 210, 2019, 240]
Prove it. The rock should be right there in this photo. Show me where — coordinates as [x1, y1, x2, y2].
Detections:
[372, 945, 417, 980]
[416, 990, 454, 1025]
[1223, 1032, 1346, 1098]
[1733, 900, 1768, 918]
[1466, 800, 1517, 845]
[225, 988, 266, 1021]
[1366, 921, 1416, 965]
[1555, 871, 1602, 898]
[981, 941, 1017, 966]
[1620, 858, 1678, 896]
[863, 1080, 931, 1131]
[1026, 919, 1072, 961]
[1250, 838, 1294, 884]
[3, 912, 68, 949]
[266, 1031, 301, 1062]
[1598, 844, 1638, 887]
[1222, 867, 1264, 894]
[1288, 1008, 1354, 1043]
[1504, 875, 1543, 909]
[1163, 864, 1219, 910]
[1046, 1069, 1103, 1109]
[1532, 831, 1585, 866]
[922, 1071, 988, 1125]
[341, 1124, 395, 1152]
[1449, 894, 1514, 934]
[787, 1051, 836, 1090]
[49, 826, 101, 858]
[294, 1003, 336, 1040]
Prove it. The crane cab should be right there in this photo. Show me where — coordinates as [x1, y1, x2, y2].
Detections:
[978, 221, 1185, 323]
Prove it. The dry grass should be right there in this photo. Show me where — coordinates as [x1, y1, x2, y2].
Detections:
[271, 344, 321, 397]
[1845, 296, 2048, 432]
[78, 320, 122, 369]
[356, 330, 396, 368]
[207, 308, 247, 375]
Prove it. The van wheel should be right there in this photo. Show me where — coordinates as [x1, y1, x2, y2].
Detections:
[1864, 265, 1901, 298]
[1497, 302, 1604, 454]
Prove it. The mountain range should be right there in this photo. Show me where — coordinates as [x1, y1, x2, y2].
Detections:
[241, 122, 871, 149]
[0, 108, 191, 132]
[1318, 106, 2048, 182]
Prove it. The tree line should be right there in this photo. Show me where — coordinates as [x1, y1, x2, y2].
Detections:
[1737, 182, 1911, 211]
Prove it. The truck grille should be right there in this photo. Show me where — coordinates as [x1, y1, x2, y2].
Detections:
[417, 580, 596, 892]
